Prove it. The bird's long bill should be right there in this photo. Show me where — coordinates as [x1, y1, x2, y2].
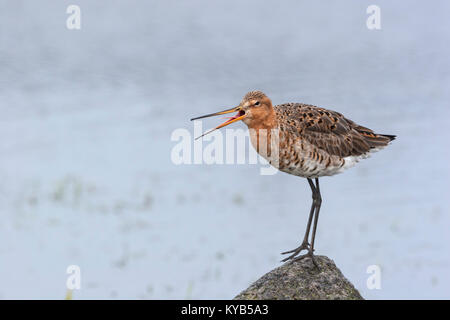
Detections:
[190, 106, 245, 140]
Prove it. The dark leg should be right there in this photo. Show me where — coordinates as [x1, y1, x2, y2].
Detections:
[309, 178, 322, 254]
[295, 178, 322, 267]
[281, 178, 318, 262]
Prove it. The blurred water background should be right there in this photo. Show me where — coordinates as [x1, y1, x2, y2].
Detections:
[0, 0, 449, 299]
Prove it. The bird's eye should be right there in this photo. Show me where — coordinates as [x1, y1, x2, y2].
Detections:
[254, 101, 260, 106]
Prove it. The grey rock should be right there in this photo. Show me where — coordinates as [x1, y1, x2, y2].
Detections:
[234, 255, 363, 300]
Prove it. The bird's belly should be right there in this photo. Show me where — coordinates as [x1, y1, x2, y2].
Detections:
[278, 159, 342, 178]
[265, 141, 364, 178]
[249, 131, 365, 178]
[278, 152, 366, 178]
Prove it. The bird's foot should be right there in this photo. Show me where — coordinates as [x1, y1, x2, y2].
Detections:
[281, 244, 319, 269]
[291, 250, 319, 268]
[280, 241, 310, 262]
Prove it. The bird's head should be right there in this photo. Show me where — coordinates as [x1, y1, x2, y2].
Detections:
[191, 91, 274, 140]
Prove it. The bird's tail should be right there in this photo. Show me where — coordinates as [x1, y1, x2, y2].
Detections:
[354, 125, 396, 149]
[380, 134, 396, 141]
[362, 133, 396, 149]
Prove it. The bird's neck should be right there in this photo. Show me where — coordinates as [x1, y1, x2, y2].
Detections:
[246, 108, 279, 160]
[246, 108, 278, 131]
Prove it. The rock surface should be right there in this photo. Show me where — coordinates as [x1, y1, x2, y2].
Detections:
[234, 255, 363, 300]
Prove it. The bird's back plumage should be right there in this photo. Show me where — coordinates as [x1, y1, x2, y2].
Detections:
[271, 103, 395, 178]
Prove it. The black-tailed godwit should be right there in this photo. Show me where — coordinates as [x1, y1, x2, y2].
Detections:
[191, 91, 395, 266]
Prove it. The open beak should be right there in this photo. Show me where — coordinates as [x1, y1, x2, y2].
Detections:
[190, 106, 246, 140]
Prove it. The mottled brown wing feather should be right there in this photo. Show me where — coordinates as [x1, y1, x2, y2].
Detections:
[275, 103, 392, 157]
